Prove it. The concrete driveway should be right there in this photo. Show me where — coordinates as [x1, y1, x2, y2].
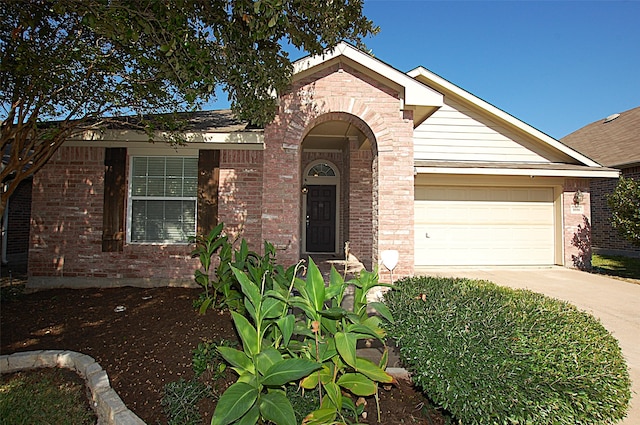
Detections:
[415, 266, 640, 425]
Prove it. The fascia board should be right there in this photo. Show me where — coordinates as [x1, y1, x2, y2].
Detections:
[293, 42, 443, 108]
[415, 166, 620, 178]
[64, 129, 264, 149]
[408, 66, 602, 168]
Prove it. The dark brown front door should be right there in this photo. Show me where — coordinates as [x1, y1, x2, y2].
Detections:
[306, 185, 336, 252]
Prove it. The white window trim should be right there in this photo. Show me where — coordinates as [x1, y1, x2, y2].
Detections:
[126, 154, 198, 245]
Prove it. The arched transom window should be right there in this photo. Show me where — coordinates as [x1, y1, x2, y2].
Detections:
[308, 163, 336, 177]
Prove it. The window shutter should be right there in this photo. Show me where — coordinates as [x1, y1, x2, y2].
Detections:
[197, 150, 220, 236]
[102, 148, 126, 252]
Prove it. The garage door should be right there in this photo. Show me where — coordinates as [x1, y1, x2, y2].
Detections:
[415, 186, 555, 266]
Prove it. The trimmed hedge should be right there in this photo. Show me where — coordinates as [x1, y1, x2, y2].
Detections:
[384, 276, 630, 425]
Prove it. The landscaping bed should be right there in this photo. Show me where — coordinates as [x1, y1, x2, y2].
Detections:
[0, 286, 449, 424]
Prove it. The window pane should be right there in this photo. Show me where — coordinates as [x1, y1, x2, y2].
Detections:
[146, 177, 165, 196]
[132, 157, 148, 177]
[147, 157, 165, 176]
[131, 176, 147, 196]
[183, 177, 197, 196]
[165, 157, 183, 177]
[166, 177, 182, 196]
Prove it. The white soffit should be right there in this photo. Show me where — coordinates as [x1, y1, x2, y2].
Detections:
[408, 66, 602, 168]
[292, 42, 443, 113]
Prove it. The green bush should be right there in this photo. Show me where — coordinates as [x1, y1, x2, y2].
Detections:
[383, 276, 631, 425]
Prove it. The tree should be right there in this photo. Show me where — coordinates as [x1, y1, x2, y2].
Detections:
[607, 177, 640, 246]
[0, 0, 377, 217]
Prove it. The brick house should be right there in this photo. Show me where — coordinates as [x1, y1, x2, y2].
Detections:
[27, 43, 618, 288]
[562, 106, 640, 258]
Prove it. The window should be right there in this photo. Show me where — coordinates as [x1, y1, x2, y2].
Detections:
[129, 156, 197, 243]
[308, 163, 336, 177]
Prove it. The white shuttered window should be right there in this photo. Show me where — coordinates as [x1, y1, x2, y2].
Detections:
[129, 156, 197, 243]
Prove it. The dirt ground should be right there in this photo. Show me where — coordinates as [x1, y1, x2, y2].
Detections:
[0, 284, 450, 424]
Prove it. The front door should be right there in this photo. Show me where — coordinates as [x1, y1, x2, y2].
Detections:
[306, 185, 336, 252]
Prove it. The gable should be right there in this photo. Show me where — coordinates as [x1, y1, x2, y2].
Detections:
[414, 98, 572, 163]
[408, 67, 602, 168]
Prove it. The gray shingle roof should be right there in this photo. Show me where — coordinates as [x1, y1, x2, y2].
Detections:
[561, 106, 640, 168]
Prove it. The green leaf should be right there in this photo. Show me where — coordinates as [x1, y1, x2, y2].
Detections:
[355, 357, 394, 383]
[368, 301, 395, 323]
[306, 258, 326, 312]
[276, 314, 295, 346]
[303, 408, 337, 425]
[233, 404, 260, 425]
[335, 332, 357, 369]
[300, 364, 333, 389]
[198, 297, 212, 315]
[337, 373, 377, 396]
[211, 382, 258, 425]
[217, 346, 254, 374]
[261, 296, 284, 319]
[256, 348, 283, 376]
[232, 311, 259, 356]
[259, 390, 296, 425]
[261, 359, 322, 387]
[324, 382, 342, 410]
[232, 267, 261, 310]
[319, 307, 348, 319]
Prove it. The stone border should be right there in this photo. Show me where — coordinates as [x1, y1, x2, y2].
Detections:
[0, 350, 145, 425]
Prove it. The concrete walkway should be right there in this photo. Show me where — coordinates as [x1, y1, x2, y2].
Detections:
[416, 266, 640, 425]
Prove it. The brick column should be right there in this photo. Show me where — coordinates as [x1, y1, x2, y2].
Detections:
[563, 178, 592, 269]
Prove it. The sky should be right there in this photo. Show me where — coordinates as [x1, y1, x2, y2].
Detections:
[357, 0, 640, 139]
[207, 1, 640, 140]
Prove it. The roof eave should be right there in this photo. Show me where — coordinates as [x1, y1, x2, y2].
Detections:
[414, 166, 619, 179]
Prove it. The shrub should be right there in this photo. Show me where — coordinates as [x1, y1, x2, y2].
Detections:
[384, 276, 630, 425]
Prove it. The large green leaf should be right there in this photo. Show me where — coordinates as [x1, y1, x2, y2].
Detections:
[211, 382, 258, 425]
[306, 258, 326, 312]
[355, 357, 394, 383]
[232, 266, 261, 311]
[217, 346, 254, 374]
[337, 373, 377, 396]
[368, 301, 394, 324]
[233, 404, 260, 425]
[276, 314, 295, 346]
[259, 390, 296, 425]
[261, 359, 322, 387]
[256, 348, 283, 376]
[300, 364, 333, 389]
[335, 332, 357, 369]
[232, 311, 259, 356]
[261, 296, 284, 319]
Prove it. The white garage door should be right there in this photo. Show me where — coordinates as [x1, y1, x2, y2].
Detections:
[415, 186, 555, 266]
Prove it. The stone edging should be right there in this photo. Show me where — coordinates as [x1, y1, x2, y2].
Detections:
[0, 350, 145, 425]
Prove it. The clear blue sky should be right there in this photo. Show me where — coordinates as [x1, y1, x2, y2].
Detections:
[360, 0, 640, 139]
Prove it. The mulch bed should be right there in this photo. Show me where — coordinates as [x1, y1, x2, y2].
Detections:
[1, 285, 450, 424]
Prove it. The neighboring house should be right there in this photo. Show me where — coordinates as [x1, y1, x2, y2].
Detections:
[27, 42, 618, 288]
[562, 106, 640, 258]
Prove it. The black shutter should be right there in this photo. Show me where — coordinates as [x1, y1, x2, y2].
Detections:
[197, 150, 220, 235]
[102, 148, 126, 252]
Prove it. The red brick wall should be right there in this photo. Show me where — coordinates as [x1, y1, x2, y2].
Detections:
[590, 167, 640, 257]
[29, 146, 197, 285]
[218, 150, 264, 249]
[563, 178, 592, 269]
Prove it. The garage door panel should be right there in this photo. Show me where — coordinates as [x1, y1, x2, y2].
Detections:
[415, 186, 555, 266]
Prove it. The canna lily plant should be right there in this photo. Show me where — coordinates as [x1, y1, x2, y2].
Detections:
[211, 257, 395, 425]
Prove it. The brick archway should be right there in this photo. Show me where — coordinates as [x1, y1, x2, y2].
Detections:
[262, 63, 415, 275]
